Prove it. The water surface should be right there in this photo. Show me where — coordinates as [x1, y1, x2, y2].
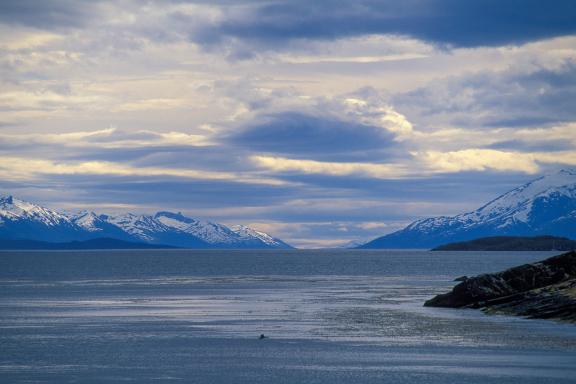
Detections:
[1, 250, 575, 383]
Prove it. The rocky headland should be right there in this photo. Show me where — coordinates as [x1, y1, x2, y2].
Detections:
[424, 251, 576, 323]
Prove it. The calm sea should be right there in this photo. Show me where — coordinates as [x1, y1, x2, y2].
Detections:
[1, 249, 575, 383]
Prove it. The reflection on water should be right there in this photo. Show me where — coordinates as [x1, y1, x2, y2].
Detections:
[1, 250, 576, 383]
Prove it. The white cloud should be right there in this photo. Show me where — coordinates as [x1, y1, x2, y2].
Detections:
[269, 34, 433, 64]
[418, 149, 576, 174]
[0, 26, 63, 50]
[251, 155, 410, 178]
[252, 148, 576, 178]
[0, 128, 212, 148]
[0, 156, 288, 186]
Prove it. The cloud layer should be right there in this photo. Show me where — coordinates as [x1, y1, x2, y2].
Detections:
[1, 0, 575, 247]
[193, 0, 576, 50]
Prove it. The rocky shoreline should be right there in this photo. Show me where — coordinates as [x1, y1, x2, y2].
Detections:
[425, 251, 576, 323]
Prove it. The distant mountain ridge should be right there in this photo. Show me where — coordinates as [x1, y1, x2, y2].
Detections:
[0, 237, 177, 250]
[0, 196, 292, 249]
[360, 169, 576, 249]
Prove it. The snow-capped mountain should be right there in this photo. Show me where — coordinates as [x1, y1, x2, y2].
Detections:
[69, 211, 103, 232]
[360, 169, 576, 249]
[104, 212, 210, 248]
[0, 196, 292, 249]
[155, 211, 238, 244]
[155, 211, 291, 249]
[68, 211, 136, 241]
[0, 196, 84, 242]
[230, 224, 292, 249]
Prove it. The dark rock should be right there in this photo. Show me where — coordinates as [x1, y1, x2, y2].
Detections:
[454, 276, 468, 282]
[482, 279, 576, 322]
[424, 251, 576, 322]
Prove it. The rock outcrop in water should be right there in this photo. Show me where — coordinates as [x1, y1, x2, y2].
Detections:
[424, 251, 576, 323]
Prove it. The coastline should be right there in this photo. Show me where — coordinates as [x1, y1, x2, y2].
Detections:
[425, 251, 576, 323]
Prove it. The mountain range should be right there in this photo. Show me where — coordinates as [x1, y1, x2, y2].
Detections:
[360, 169, 576, 249]
[0, 196, 292, 249]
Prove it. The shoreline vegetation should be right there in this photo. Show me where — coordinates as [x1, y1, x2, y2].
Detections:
[432, 235, 576, 251]
[425, 251, 576, 323]
[0, 237, 177, 250]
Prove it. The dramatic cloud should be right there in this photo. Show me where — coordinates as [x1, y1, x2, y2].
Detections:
[193, 0, 576, 51]
[1, 0, 575, 247]
[395, 60, 576, 129]
[228, 112, 397, 160]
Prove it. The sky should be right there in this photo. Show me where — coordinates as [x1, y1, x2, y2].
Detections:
[1, 0, 575, 248]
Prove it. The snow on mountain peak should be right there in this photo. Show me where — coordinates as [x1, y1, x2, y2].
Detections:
[105, 213, 169, 241]
[231, 224, 279, 246]
[0, 195, 69, 226]
[0, 195, 14, 204]
[156, 211, 245, 245]
[558, 169, 576, 176]
[0, 195, 292, 248]
[474, 168, 576, 226]
[69, 211, 105, 232]
[361, 169, 576, 249]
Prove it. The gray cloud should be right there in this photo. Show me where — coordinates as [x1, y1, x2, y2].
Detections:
[0, 0, 100, 30]
[394, 60, 576, 129]
[270, 171, 532, 204]
[226, 112, 399, 161]
[6, 173, 296, 209]
[191, 0, 576, 52]
[487, 139, 574, 152]
[7, 1, 574, 52]
[68, 145, 254, 173]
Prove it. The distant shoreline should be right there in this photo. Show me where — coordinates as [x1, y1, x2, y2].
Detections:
[432, 235, 576, 252]
[0, 237, 177, 250]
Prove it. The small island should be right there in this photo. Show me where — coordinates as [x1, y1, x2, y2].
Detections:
[425, 251, 576, 323]
[431, 235, 576, 251]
